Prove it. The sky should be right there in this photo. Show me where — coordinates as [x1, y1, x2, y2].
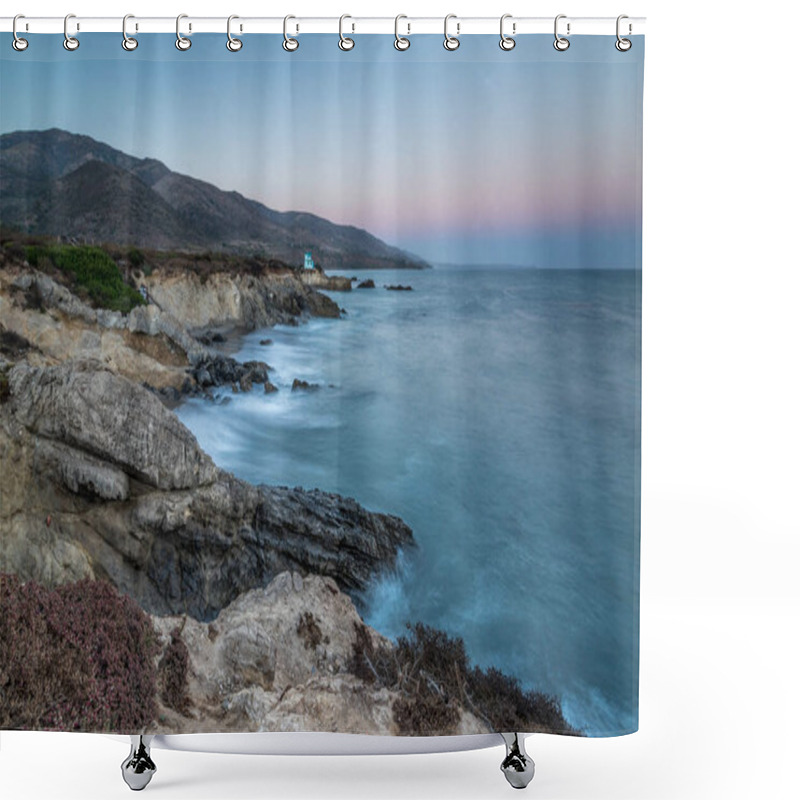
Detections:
[0, 33, 643, 267]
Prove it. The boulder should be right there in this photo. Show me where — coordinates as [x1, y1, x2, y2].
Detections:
[190, 355, 271, 393]
[147, 571, 490, 736]
[0, 362, 413, 620]
[291, 378, 320, 392]
[9, 361, 216, 491]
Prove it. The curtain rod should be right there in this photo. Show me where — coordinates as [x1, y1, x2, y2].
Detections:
[1, 16, 646, 36]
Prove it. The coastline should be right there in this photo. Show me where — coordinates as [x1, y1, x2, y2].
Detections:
[0, 238, 576, 737]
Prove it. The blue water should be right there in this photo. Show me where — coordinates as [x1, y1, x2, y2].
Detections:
[176, 266, 641, 736]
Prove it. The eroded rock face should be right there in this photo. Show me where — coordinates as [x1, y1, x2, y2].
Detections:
[0, 266, 340, 397]
[0, 270, 197, 391]
[299, 269, 353, 292]
[144, 269, 340, 332]
[147, 572, 489, 736]
[9, 361, 216, 491]
[0, 362, 413, 620]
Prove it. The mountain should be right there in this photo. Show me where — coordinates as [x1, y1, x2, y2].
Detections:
[0, 129, 429, 270]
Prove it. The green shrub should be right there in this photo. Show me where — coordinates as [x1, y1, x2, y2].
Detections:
[0, 574, 159, 732]
[127, 247, 144, 268]
[24, 244, 145, 313]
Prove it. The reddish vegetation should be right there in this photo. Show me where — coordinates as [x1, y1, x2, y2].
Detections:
[158, 625, 191, 715]
[0, 574, 158, 732]
[349, 621, 577, 736]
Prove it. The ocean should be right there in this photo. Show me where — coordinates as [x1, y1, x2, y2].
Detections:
[176, 265, 641, 736]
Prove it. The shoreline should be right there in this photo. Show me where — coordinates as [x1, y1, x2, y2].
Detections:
[0, 240, 578, 737]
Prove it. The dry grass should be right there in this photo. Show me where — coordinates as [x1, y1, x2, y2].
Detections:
[348, 621, 578, 736]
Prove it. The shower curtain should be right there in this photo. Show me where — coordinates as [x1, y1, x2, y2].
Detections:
[0, 28, 643, 739]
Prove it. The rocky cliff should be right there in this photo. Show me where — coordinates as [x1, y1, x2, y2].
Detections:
[299, 268, 353, 292]
[0, 361, 413, 620]
[0, 243, 431, 735]
[140, 265, 340, 333]
[0, 240, 574, 738]
[0, 254, 340, 396]
[147, 572, 488, 735]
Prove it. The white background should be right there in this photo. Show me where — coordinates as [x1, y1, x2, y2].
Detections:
[1, 1, 798, 798]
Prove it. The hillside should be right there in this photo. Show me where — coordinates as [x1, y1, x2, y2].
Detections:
[0, 128, 429, 270]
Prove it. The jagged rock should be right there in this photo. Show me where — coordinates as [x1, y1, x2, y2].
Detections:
[195, 367, 212, 387]
[292, 379, 320, 392]
[1, 261, 344, 399]
[0, 325, 33, 360]
[11, 271, 105, 326]
[190, 355, 270, 393]
[385, 285, 413, 291]
[1, 269, 201, 391]
[145, 269, 341, 331]
[264, 381, 278, 394]
[196, 330, 226, 345]
[35, 439, 130, 501]
[243, 361, 269, 383]
[9, 361, 215, 491]
[147, 572, 489, 735]
[125, 303, 205, 363]
[299, 269, 352, 292]
[357, 279, 376, 289]
[0, 362, 413, 620]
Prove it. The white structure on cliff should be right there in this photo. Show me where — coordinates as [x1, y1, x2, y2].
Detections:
[304, 251, 315, 270]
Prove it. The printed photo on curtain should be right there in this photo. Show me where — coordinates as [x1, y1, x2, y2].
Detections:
[0, 26, 643, 748]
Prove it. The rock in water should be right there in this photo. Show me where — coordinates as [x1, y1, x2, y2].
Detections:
[0, 362, 414, 620]
[357, 279, 376, 289]
[190, 355, 270, 393]
[292, 378, 320, 392]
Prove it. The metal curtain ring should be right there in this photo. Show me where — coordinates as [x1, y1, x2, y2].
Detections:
[283, 15, 299, 51]
[176, 14, 191, 50]
[444, 14, 460, 51]
[12, 14, 28, 51]
[499, 14, 515, 51]
[616, 14, 632, 51]
[339, 14, 354, 50]
[554, 14, 570, 51]
[122, 14, 138, 51]
[394, 14, 410, 51]
[227, 15, 242, 51]
[63, 13, 79, 51]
